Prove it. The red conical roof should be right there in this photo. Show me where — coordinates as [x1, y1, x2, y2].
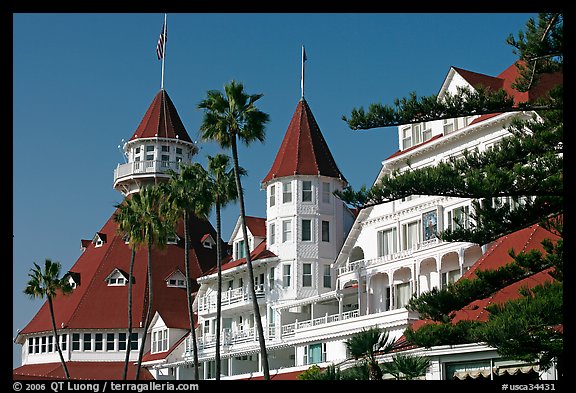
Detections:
[262, 98, 346, 184]
[129, 89, 193, 143]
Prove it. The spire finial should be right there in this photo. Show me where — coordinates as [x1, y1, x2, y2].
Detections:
[301, 45, 307, 99]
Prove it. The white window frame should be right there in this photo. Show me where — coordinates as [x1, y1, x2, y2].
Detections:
[301, 219, 312, 242]
[283, 182, 292, 203]
[302, 263, 312, 287]
[269, 222, 276, 245]
[322, 182, 331, 203]
[283, 264, 291, 287]
[302, 180, 313, 202]
[282, 220, 292, 243]
[269, 185, 276, 207]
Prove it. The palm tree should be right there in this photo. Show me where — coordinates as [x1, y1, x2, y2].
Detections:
[206, 154, 244, 380]
[114, 196, 146, 380]
[162, 164, 213, 380]
[129, 185, 173, 380]
[198, 80, 271, 379]
[380, 353, 431, 380]
[24, 259, 73, 379]
[344, 326, 395, 380]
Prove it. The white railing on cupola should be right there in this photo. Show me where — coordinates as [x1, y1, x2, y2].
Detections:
[114, 160, 183, 184]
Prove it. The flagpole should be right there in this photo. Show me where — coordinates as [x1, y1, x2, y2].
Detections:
[160, 13, 167, 90]
[301, 45, 305, 98]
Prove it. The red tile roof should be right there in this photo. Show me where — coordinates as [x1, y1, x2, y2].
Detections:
[12, 361, 154, 380]
[262, 98, 346, 184]
[205, 240, 276, 276]
[405, 220, 561, 336]
[244, 216, 266, 238]
[129, 89, 193, 143]
[19, 209, 218, 334]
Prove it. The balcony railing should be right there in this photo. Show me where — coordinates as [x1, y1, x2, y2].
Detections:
[198, 285, 266, 313]
[187, 308, 360, 353]
[113, 160, 183, 183]
[338, 238, 441, 276]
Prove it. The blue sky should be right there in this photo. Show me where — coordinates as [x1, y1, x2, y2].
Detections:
[12, 12, 537, 369]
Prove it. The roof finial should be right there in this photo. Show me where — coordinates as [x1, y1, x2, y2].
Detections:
[301, 45, 307, 99]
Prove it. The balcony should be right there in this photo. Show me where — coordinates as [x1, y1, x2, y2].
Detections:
[197, 285, 266, 314]
[113, 160, 183, 185]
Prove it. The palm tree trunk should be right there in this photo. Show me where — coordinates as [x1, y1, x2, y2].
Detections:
[184, 211, 200, 380]
[230, 137, 270, 380]
[123, 247, 136, 380]
[48, 296, 70, 379]
[215, 201, 222, 380]
[136, 242, 154, 380]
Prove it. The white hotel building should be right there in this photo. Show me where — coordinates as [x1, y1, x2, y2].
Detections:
[14, 61, 561, 381]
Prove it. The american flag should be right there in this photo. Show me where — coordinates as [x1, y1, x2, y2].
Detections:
[156, 22, 167, 60]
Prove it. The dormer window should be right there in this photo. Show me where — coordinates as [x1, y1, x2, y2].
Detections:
[165, 269, 186, 288]
[80, 239, 91, 252]
[167, 233, 180, 245]
[201, 234, 215, 249]
[105, 268, 129, 286]
[152, 328, 168, 353]
[64, 272, 80, 289]
[92, 233, 107, 248]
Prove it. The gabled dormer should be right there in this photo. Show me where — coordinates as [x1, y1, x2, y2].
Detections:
[80, 239, 91, 252]
[229, 216, 266, 260]
[104, 268, 130, 286]
[165, 269, 186, 288]
[200, 234, 216, 249]
[64, 271, 81, 289]
[92, 232, 107, 248]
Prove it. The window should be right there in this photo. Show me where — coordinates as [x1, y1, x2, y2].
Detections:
[302, 181, 312, 202]
[235, 239, 246, 259]
[203, 321, 210, 335]
[135, 147, 141, 154]
[303, 263, 312, 287]
[283, 264, 291, 287]
[321, 221, 330, 242]
[152, 329, 168, 353]
[72, 333, 80, 351]
[269, 267, 275, 289]
[269, 223, 276, 245]
[377, 227, 397, 257]
[28, 338, 33, 354]
[283, 182, 292, 203]
[119, 333, 127, 351]
[322, 182, 331, 203]
[448, 206, 470, 231]
[395, 282, 411, 308]
[402, 126, 412, 149]
[442, 269, 461, 288]
[34, 337, 40, 353]
[412, 123, 422, 145]
[269, 185, 276, 207]
[402, 220, 420, 250]
[282, 220, 292, 243]
[95, 333, 103, 351]
[227, 280, 233, 290]
[48, 335, 54, 352]
[176, 147, 182, 155]
[83, 333, 92, 351]
[301, 219, 312, 241]
[443, 119, 455, 134]
[304, 343, 326, 364]
[161, 145, 170, 152]
[106, 333, 115, 351]
[422, 122, 432, 142]
[145, 145, 154, 161]
[422, 210, 438, 241]
[60, 334, 67, 351]
[41, 336, 47, 353]
[323, 265, 331, 288]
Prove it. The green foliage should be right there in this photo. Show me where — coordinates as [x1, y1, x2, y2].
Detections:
[380, 353, 431, 380]
[24, 259, 73, 300]
[298, 364, 370, 380]
[344, 326, 395, 380]
[478, 281, 563, 370]
[404, 320, 484, 348]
